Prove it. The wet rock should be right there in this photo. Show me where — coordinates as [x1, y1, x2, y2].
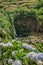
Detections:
[22, 43, 36, 51]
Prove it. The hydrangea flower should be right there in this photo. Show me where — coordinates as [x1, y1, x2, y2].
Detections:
[26, 52, 38, 61]
[12, 60, 22, 65]
[38, 53, 43, 61]
[8, 59, 13, 64]
[0, 43, 4, 47]
[5, 42, 13, 47]
[12, 51, 15, 57]
[22, 43, 36, 51]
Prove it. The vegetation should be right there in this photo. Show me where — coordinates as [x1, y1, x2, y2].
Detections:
[0, 40, 43, 65]
[0, 0, 43, 65]
[0, 12, 16, 41]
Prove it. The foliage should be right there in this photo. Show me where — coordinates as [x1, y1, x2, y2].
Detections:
[35, 0, 43, 9]
[0, 13, 16, 41]
[34, 42, 43, 52]
[0, 0, 43, 37]
[13, 6, 43, 36]
[0, 0, 43, 65]
[0, 40, 38, 65]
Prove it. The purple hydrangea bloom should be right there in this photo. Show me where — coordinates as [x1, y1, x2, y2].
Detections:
[22, 43, 36, 51]
[12, 60, 22, 65]
[26, 52, 38, 61]
[0, 43, 4, 47]
[5, 42, 13, 47]
[38, 53, 43, 61]
[8, 59, 13, 64]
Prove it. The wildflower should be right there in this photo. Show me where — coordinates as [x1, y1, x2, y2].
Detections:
[22, 43, 36, 50]
[0, 43, 4, 47]
[12, 51, 15, 57]
[12, 60, 22, 65]
[38, 53, 43, 61]
[8, 59, 13, 64]
[26, 52, 38, 61]
[6, 42, 13, 47]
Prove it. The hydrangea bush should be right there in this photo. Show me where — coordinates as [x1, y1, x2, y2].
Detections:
[0, 40, 43, 65]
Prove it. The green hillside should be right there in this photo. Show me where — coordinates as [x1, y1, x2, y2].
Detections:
[0, 0, 43, 65]
[0, 0, 43, 41]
